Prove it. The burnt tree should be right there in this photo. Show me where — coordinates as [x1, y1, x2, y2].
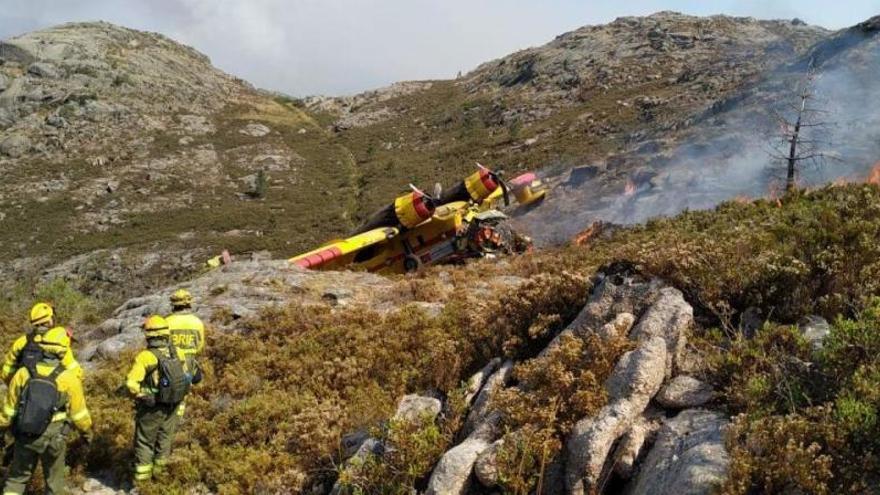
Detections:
[769, 63, 834, 191]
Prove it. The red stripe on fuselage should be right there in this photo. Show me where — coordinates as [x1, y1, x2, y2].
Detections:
[295, 246, 343, 269]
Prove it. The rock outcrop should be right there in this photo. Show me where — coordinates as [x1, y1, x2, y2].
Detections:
[625, 409, 730, 495]
[655, 375, 716, 409]
[78, 260, 398, 361]
[565, 281, 694, 495]
[411, 272, 730, 495]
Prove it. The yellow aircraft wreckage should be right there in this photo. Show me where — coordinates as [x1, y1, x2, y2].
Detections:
[290, 165, 547, 273]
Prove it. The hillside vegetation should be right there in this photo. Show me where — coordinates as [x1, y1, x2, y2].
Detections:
[0, 14, 832, 301]
[1, 184, 877, 493]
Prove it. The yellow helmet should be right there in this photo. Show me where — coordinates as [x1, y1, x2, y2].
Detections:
[34, 326, 71, 357]
[170, 289, 194, 308]
[29, 303, 55, 327]
[143, 315, 170, 338]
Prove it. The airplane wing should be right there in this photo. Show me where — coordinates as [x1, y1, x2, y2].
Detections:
[289, 227, 400, 269]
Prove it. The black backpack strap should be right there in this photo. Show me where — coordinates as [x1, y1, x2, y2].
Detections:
[146, 348, 164, 388]
[23, 361, 37, 380]
[47, 365, 64, 382]
[17, 334, 35, 363]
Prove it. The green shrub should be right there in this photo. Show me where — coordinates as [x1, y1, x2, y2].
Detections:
[35, 183, 880, 492]
[718, 299, 880, 493]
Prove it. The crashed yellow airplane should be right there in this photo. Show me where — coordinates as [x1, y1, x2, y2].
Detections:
[290, 165, 546, 273]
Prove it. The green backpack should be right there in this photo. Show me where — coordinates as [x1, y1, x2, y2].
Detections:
[150, 346, 190, 405]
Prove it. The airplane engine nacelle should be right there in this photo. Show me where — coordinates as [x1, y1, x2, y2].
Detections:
[394, 188, 436, 228]
[509, 172, 547, 206]
[463, 166, 500, 202]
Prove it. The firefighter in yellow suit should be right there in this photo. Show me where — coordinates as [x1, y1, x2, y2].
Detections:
[0, 326, 92, 494]
[165, 289, 205, 361]
[1, 303, 81, 384]
[126, 316, 191, 482]
[166, 289, 205, 410]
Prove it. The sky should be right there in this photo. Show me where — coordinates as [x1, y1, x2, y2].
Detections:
[2, 1, 879, 96]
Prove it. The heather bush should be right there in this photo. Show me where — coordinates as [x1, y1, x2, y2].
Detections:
[491, 333, 633, 493]
[65, 268, 591, 493]
[716, 298, 880, 493]
[7, 184, 880, 492]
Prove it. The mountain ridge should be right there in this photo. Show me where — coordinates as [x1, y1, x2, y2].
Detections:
[0, 11, 871, 303]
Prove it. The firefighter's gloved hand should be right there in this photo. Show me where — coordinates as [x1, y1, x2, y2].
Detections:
[137, 395, 156, 408]
[191, 365, 203, 385]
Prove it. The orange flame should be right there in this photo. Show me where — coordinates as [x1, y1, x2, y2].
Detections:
[624, 179, 636, 197]
[867, 161, 880, 185]
[572, 222, 604, 247]
[767, 180, 783, 201]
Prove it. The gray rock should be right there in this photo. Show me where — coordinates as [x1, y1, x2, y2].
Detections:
[628, 287, 692, 376]
[179, 114, 215, 135]
[426, 437, 491, 495]
[473, 439, 503, 487]
[625, 409, 730, 495]
[598, 312, 636, 339]
[0, 76, 25, 109]
[28, 61, 61, 78]
[412, 301, 444, 318]
[0, 107, 15, 127]
[71, 475, 128, 495]
[613, 414, 661, 479]
[95, 318, 123, 337]
[229, 304, 254, 320]
[95, 331, 143, 360]
[655, 375, 715, 409]
[46, 114, 67, 127]
[0, 73, 7, 92]
[331, 438, 384, 495]
[461, 360, 513, 438]
[541, 276, 664, 357]
[239, 123, 271, 137]
[0, 134, 30, 157]
[463, 358, 501, 407]
[322, 287, 354, 307]
[428, 405, 502, 495]
[798, 315, 831, 350]
[605, 336, 669, 402]
[567, 401, 644, 495]
[340, 430, 370, 459]
[82, 100, 118, 121]
[393, 394, 442, 423]
[567, 337, 667, 494]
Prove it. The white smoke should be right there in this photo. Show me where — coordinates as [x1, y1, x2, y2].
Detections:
[514, 19, 880, 245]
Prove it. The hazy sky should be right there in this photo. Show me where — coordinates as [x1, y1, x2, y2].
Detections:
[2, 1, 879, 96]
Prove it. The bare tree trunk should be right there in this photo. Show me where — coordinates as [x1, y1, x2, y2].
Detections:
[786, 88, 808, 192]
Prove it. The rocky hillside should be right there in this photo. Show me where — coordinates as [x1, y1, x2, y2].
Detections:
[0, 22, 357, 300]
[513, 14, 880, 243]
[4, 12, 880, 494]
[1, 13, 862, 302]
[309, 12, 828, 215]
